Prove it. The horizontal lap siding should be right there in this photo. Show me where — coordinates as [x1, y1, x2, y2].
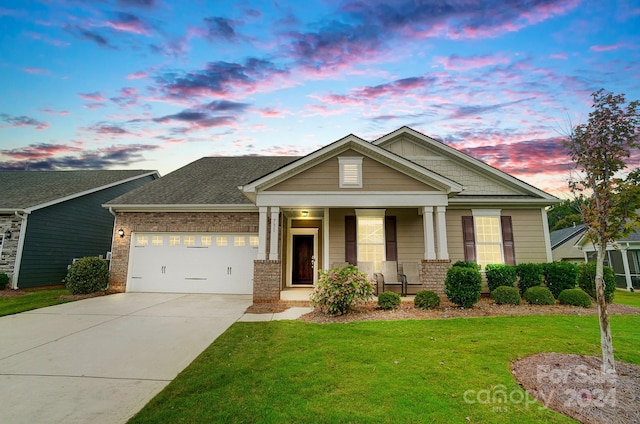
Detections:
[505, 209, 548, 263]
[392, 209, 424, 262]
[445, 209, 469, 263]
[328, 209, 349, 266]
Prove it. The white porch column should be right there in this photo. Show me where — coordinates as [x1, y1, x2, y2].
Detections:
[422, 207, 436, 260]
[269, 207, 280, 260]
[258, 207, 267, 260]
[620, 246, 634, 291]
[435, 206, 449, 260]
[323, 207, 330, 271]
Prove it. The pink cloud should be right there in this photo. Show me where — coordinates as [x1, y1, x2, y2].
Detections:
[78, 92, 106, 101]
[126, 71, 149, 79]
[435, 54, 509, 71]
[0, 143, 83, 160]
[549, 53, 568, 60]
[24, 31, 70, 47]
[590, 42, 630, 52]
[83, 103, 106, 110]
[41, 108, 71, 115]
[23, 67, 51, 75]
[104, 12, 152, 35]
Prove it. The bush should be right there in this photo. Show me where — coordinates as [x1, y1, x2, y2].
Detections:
[414, 290, 440, 309]
[577, 262, 616, 303]
[558, 288, 592, 308]
[378, 291, 401, 310]
[485, 264, 517, 292]
[452, 261, 481, 271]
[516, 263, 544, 296]
[445, 266, 482, 308]
[310, 265, 374, 315]
[523, 286, 555, 305]
[491, 286, 521, 305]
[0, 273, 9, 290]
[65, 257, 109, 295]
[543, 262, 578, 298]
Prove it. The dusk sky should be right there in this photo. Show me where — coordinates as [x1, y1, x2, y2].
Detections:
[1, 0, 639, 196]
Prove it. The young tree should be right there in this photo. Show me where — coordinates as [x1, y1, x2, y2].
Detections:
[565, 89, 640, 374]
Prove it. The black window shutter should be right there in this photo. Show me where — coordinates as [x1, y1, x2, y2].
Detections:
[385, 216, 397, 262]
[462, 216, 476, 262]
[345, 216, 357, 265]
[501, 216, 516, 265]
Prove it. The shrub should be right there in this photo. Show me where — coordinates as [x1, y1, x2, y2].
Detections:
[523, 286, 555, 305]
[543, 262, 578, 298]
[65, 257, 109, 295]
[485, 264, 517, 292]
[310, 265, 374, 315]
[516, 263, 544, 296]
[451, 261, 481, 271]
[558, 288, 592, 308]
[0, 273, 9, 290]
[445, 266, 482, 308]
[577, 261, 616, 303]
[491, 286, 521, 305]
[378, 291, 401, 310]
[414, 290, 440, 309]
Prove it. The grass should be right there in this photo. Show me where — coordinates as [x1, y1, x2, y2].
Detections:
[0, 288, 74, 317]
[129, 314, 640, 424]
[614, 289, 640, 308]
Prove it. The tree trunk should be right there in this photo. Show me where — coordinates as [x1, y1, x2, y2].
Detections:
[595, 245, 616, 374]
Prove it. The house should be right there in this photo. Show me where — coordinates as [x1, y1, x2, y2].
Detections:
[576, 227, 640, 291]
[105, 127, 559, 302]
[550, 224, 587, 264]
[0, 170, 158, 289]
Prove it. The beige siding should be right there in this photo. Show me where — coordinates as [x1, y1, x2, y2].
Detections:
[268, 149, 435, 192]
[328, 208, 349, 266]
[446, 209, 548, 264]
[382, 136, 523, 196]
[552, 234, 585, 263]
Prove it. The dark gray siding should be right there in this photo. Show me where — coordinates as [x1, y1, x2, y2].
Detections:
[18, 175, 155, 288]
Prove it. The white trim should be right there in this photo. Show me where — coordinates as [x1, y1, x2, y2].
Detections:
[373, 127, 558, 200]
[258, 207, 267, 260]
[355, 209, 386, 217]
[541, 208, 553, 262]
[449, 198, 560, 207]
[12, 211, 29, 289]
[620, 247, 634, 291]
[269, 207, 280, 260]
[471, 208, 502, 217]
[435, 206, 449, 260]
[287, 228, 319, 287]
[323, 208, 330, 271]
[422, 207, 436, 260]
[24, 171, 159, 213]
[255, 192, 449, 207]
[338, 157, 363, 188]
[104, 204, 258, 212]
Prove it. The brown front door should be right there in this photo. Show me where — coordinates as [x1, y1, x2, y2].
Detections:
[292, 234, 314, 284]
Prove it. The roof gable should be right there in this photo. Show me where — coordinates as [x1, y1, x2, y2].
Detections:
[374, 126, 558, 200]
[242, 134, 463, 197]
[0, 170, 158, 212]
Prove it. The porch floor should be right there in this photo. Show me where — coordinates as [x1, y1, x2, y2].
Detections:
[280, 287, 416, 302]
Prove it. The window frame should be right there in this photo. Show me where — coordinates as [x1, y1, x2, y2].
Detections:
[338, 157, 363, 188]
[471, 209, 504, 269]
[355, 209, 386, 272]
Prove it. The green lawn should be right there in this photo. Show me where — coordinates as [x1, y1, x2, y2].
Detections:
[614, 289, 640, 308]
[0, 288, 74, 317]
[129, 314, 640, 424]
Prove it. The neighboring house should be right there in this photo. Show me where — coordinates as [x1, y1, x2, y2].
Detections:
[0, 170, 158, 289]
[577, 227, 640, 291]
[105, 127, 559, 302]
[550, 224, 587, 264]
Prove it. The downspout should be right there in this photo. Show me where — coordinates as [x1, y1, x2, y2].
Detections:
[107, 207, 117, 272]
[12, 211, 29, 290]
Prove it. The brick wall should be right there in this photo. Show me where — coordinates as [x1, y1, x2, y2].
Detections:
[420, 259, 451, 294]
[0, 214, 23, 287]
[110, 211, 259, 292]
[253, 260, 281, 303]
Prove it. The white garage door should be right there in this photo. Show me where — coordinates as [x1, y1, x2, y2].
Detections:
[127, 233, 259, 294]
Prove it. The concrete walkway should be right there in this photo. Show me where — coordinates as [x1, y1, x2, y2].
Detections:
[0, 293, 256, 424]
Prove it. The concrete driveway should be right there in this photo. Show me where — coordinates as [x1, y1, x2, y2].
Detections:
[0, 293, 252, 424]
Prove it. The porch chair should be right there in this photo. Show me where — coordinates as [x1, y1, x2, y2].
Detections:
[376, 261, 403, 296]
[357, 262, 378, 295]
[401, 262, 422, 296]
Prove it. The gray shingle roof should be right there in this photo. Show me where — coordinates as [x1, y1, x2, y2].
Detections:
[550, 224, 586, 249]
[0, 170, 156, 210]
[105, 157, 300, 205]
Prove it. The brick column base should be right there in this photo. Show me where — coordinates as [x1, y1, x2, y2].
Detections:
[253, 260, 281, 303]
[420, 259, 451, 294]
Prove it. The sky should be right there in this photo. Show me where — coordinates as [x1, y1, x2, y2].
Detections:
[1, 0, 639, 196]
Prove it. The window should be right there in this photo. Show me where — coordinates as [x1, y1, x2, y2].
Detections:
[234, 236, 245, 246]
[136, 235, 148, 246]
[356, 210, 385, 271]
[151, 236, 163, 246]
[249, 236, 259, 247]
[201, 236, 212, 246]
[184, 236, 195, 246]
[169, 235, 181, 246]
[338, 157, 363, 188]
[216, 236, 228, 246]
[474, 216, 503, 269]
